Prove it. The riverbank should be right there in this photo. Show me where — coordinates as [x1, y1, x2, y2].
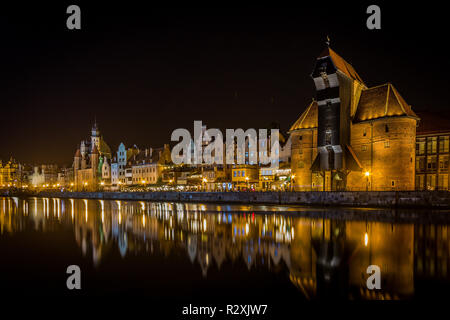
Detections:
[3, 190, 448, 209]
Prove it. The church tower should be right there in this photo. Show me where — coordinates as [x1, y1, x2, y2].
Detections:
[91, 120, 100, 152]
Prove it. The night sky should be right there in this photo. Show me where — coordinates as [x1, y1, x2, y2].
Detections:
[0, 3, 447, 165]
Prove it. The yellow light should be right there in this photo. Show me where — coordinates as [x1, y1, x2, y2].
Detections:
[364, 232, 369, 246]
[70, 183, 74, 186]
[100, 181, 105, 185]
[202, 178, 207, 183]
[365, 171, 370, 177]
[291, 174, 296, 179]
[141, 180, 146, 184]
[245, 177, 249, 181]
[84, 182, 88, 186]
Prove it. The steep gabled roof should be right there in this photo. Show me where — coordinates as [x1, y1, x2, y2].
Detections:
[353, 83, 419, 123]
[318, 47, 365, 84]
[289, 100, 318, 132]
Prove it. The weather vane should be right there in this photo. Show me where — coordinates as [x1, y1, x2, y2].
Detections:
[326, 35, 331, 47]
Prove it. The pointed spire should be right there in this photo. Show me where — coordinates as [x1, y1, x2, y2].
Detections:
[92, 116, 99, 132]
[326, 35, 330, 47]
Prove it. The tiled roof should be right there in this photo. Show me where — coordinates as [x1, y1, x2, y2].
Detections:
[318, 47, 365, 84]
[353, 83, 419, 123]
[289, 100, 318, 132]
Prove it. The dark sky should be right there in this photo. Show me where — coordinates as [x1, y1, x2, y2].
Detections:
[0, 3, 447, 165]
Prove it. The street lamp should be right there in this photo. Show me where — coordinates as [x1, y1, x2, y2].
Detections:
[291, 174, 296, 191]
[202, 177, 207, 191]
[245, 176, 249, 190]
[364, 171, 370, 191]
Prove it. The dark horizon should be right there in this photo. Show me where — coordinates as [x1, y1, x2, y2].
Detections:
[1, 3, 447, 165]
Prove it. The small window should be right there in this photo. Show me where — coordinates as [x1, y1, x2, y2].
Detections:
[385, 125, 389, 133]
[325, 129, 332, 145]
[363, 129, 367, 137]
[384, 140, 390, 148]
[299, 136, 303, 141]
[362, 145, 367, 151]
[391, 180, 395, 187]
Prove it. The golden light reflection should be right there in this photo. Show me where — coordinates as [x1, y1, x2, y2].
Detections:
[2, 198, 448, 301]
[100, 200, 104, 223]
[84, 199, 88, 222]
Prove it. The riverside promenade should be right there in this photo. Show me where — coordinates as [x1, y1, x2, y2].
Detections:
[9, 190, 448, 209]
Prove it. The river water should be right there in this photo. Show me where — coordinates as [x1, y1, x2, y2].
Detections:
[1, 196, 449, 303]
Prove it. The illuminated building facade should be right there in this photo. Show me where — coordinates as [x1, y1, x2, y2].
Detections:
[415, 112, 450, 190]
[290, 46, 419, 191]
[73, 122, 112, 191]
[0, 158, 20, 187]
[129, 145, 172, 185]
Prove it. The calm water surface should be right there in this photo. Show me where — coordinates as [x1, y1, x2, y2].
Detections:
[1, 196, 450, 302]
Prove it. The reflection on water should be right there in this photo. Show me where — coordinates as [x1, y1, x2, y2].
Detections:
[1, 196, 450, 300]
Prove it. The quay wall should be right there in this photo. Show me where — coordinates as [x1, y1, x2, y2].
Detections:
[7, 190, 448, 209]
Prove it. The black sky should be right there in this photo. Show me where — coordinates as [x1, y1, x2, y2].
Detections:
[0, 2, 447, 165]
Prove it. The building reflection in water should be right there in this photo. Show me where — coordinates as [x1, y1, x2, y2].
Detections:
[1, 196, 449, 300]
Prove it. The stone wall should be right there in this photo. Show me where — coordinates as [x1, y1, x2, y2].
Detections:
[28, 190, 450, 209]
